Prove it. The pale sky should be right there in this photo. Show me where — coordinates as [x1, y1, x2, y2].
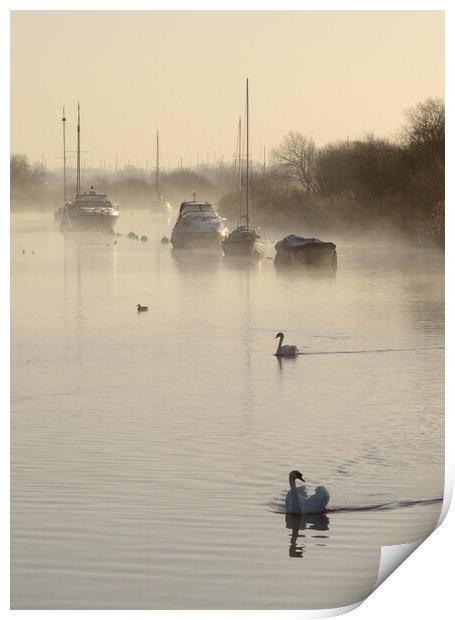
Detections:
[11, 11, 444, 170]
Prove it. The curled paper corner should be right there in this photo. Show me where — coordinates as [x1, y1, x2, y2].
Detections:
[437, 474, 453, 528]
[319, 602, 362, 618]
[282, 600, 362, 619]
[375, 539, 423, 589]
[375, 480, 451, 592]
[322, 538, 433, 617]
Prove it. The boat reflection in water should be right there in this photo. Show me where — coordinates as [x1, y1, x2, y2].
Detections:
[171, 246, 224, 275]
[222, 253, 263, 272]
[285, 513, 330, 558]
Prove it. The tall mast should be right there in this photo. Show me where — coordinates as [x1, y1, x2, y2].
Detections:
[246, 78, 250, 230]
[238, 116, 242, 226]
[155, 130, 160, 196]
[76, 101, 81, 197]
[62, 105, 67, 203]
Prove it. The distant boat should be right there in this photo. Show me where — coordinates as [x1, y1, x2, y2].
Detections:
[55, 103, 119, 233]
[222, 79, 263, 258]
[170, 194, 228, 249]
[151, 196, 173, 213]
[61, 185, 120, 232]
[150, 130, 173, 214]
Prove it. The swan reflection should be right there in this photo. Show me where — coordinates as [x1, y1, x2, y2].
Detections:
[275, 354, 298, 373]
[286, 513, 330, 558]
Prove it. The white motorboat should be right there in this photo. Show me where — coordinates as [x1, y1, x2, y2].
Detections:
[171, 196, 228, 249]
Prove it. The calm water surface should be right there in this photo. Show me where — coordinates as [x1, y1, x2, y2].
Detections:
[11, 212, 444, 609]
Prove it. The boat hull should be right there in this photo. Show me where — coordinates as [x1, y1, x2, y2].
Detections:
[58, 209, 119, 233]
[222, 226, 263, 258]
[222, 237, 263, 257]
[274, 235, 337, 271]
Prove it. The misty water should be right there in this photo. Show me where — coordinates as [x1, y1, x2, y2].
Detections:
[11, 211, 444, 609]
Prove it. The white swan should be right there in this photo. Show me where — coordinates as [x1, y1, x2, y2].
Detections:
[275, 332, 299, 357]
[285, 470, 330, 514]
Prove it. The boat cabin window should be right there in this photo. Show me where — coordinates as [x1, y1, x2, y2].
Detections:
[180, 210, 218, 219]
[179, 203, 218, 219]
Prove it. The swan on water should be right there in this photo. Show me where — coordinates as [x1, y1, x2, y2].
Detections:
[275, 332, 299, 357]
[137, 304, 148, 312]
[285, 470, 330, 514]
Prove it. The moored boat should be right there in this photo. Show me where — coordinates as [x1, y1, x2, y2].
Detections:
[53, 105, 70, 229]
[222, 225, 262, 257]
[222, 78, 263, 258]
[150, 196, 173, 213]
[55, 103, 119, 233]
[274, 235, 337, 270]
[61, 186, 119, 232]
[150, 130, 173, 214]
[171, 196, 228, 249]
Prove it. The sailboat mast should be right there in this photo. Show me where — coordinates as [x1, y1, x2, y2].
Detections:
[62, 105, 67, 203]
[155, 130, 160, 196]
[76, 101, 81, 197]
[246, 78, 250, 230]
[238, 116, 242, 226]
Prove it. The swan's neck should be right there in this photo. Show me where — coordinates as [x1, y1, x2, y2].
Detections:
[276, 334, 284, 355]
[289, 478, 301, 514]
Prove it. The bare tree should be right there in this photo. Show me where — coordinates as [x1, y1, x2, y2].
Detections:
[402, 97, 444, 162]
[272, 131, 318, 192]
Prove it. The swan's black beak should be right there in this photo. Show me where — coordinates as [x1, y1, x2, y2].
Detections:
[299, 476, 305, 482]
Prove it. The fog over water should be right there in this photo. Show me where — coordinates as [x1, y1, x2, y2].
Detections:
[11, 211, 443, 609]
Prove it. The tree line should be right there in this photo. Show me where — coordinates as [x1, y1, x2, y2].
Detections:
[267, 97, 444, 242]
[11, 97, 444, 245]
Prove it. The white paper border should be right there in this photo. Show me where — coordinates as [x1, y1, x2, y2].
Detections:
[3, 1, 452, 618]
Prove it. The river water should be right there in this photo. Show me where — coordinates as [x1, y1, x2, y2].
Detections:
[11, 211, 444, 609]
